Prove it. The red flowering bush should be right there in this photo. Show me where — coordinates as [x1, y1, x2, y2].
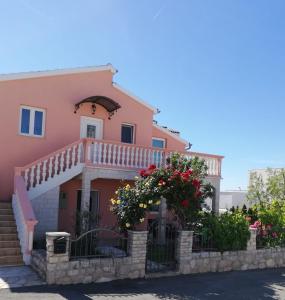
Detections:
[111, 153, 214, 230]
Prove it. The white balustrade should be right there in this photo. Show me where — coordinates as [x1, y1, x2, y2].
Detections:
[17, 139, 222, 193]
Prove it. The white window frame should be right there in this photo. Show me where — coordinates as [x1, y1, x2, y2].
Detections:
[152, 137, 166, 148]
[121, 123, 135, 144]
[19, 105, 46, 138]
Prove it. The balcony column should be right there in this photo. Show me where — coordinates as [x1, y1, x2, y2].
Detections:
[211, 178, 220, 214]
[81, 167, 91, 232]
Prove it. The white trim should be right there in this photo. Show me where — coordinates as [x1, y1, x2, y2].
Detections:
[0, 64, 117, 82]
[152, 137, 166, 148]
[112, 82, 159, 114]
[153, 123, 188, 145]
[121, 123, 135, 144]
[80, 116, 103, 139]
[19, 105, 46, 138]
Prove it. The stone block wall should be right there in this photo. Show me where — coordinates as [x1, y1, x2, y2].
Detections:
[32, 230, 147, 285]
[180, 248, 285, 274]
[31, 228, 285, 285]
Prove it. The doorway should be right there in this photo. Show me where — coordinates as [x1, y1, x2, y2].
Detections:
[80, 116, 103, 139]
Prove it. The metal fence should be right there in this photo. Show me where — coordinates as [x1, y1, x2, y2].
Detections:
[146, 220, 178, 273]
[256, 231, 285, 249]
[70, 228, 128, 259]
[192, 232, 217, 252]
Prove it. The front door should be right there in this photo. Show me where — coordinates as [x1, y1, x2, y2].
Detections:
[80, 116, 103, 139]
[76, 190, 100, 235]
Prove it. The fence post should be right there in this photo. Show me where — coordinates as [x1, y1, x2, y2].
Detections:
[127, 230, 148, 278]
[46, 232, 70, 284]
[176, 230, 193, 274]
[247, 228, 257, 251]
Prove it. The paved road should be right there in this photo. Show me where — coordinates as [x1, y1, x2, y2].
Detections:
[1, 268, 285, 299]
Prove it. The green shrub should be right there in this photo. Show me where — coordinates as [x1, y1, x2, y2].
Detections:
[198, 212, 250, 252]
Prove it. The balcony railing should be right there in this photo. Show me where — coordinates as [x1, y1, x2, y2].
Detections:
[85, 139, 223, 177]
[15, 138, 223, 192]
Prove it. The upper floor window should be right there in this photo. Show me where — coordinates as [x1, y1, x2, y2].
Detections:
[152, 138, 165, 148]
[121, 124, 135, 144]
[19, 106, 46, 137]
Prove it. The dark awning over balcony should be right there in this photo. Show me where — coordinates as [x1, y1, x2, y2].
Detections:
[74, 96, 121, 119]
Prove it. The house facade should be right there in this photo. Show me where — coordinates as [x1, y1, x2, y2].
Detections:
[0, 64, 223, 265]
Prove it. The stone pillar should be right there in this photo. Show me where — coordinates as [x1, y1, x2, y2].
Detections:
[46, 232, 70, 284]
[247, 228, 257, 251]
[176, 230, 193, 274]
[127, 231, 148, 278]
[158, 197, 167, 244]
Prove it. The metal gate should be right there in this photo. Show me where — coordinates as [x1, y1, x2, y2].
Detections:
[145, 219, 178, 273]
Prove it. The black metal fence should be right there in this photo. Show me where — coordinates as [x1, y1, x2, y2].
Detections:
[256, 231, 285, 249]
[192, 232, 217, 252]
[70, 228, 128, 259]
[146, 220, 178, 273]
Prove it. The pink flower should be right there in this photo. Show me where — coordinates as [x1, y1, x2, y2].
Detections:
[250, 220, 262, 229]
[262, 230, 268, 237]
[272, 232, 278, 238]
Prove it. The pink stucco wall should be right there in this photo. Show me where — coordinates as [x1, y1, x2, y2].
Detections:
[0, 69, 186, 200]
[58, 178, 133, 236]
[152, 126, 186, 152]
[58, 178, 158, 236]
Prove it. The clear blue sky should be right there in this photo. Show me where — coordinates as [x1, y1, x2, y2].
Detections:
[1, 0, 285, 191]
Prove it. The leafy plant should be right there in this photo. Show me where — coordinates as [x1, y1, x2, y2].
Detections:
[197, 211, 250, 252]
[111, 153, 215, 230]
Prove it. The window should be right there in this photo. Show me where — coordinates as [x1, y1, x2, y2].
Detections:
[19, 106, 45, 137]
[121, 124, 134, 144]
[152, 138, 165, 167]
[152, 138, 165, 148]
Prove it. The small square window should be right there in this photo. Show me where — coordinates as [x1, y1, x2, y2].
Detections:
[19, 106, 45, 137]
[121, 124, 134, 144]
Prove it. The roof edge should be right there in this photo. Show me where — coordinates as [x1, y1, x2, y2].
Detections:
[112, 82, 159, 114]
[0, 64, 117, 82]
[153, 123, 188, 145]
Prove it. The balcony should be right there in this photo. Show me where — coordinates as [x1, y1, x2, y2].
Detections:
[15, 138, 223, 200]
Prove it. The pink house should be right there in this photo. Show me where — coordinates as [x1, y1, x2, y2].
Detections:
[0, 64, 223, 265]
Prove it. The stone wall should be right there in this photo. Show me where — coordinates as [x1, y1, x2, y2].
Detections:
[31, 187, 60, 239]
[31, 228, 285, 285]
[180, 248, 285, 274]
[31, 249, 47, 280]
[32, 231, 147, 285]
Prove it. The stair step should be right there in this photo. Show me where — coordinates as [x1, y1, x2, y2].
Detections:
[0, 209, 13, 216]
[0, 234, 18, 241]
[0, 248, 21, 256]
[0, 202, 12, 209]
[0, 221, 16, 227]
[0, 255, 23, 266]
[0, 227, 17, 234]
[0, 240, 20, 248]
[0, 215, 14, 221]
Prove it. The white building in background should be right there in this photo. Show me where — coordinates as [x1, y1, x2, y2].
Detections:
[220, 168, 285, 213]
[219, 190, 248, 213]
[249, 168, 284, 185]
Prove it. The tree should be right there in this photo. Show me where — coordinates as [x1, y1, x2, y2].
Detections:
[247, 169, 285, 204]
[111, 153, 215, 230]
